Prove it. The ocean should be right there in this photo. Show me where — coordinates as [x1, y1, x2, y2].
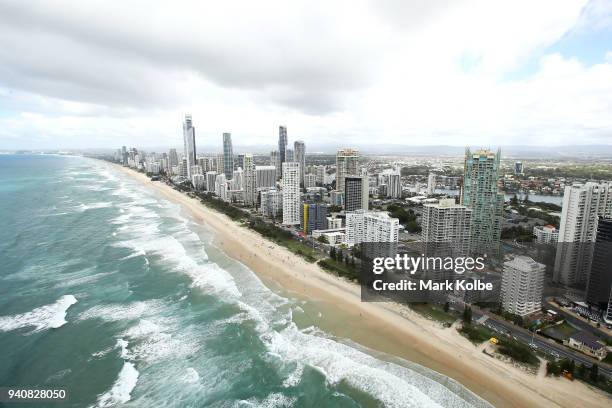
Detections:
[0, 155, 491, 408]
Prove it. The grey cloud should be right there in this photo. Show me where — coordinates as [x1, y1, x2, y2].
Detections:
[0, 1, 384, 114]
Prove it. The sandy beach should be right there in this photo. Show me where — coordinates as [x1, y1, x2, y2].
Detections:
[113, 163, 610, 408]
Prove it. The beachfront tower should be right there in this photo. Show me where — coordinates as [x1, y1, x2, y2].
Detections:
[461, 148, 504, 256]
[282, 162, 300, 225]
[501, 256, 545, 317]
[183, 114, 196, 179]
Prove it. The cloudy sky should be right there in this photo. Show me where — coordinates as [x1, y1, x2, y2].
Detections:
[0, 0, 611, 150]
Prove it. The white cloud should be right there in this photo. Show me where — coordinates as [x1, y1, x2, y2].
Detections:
[0, 0, 610, 149]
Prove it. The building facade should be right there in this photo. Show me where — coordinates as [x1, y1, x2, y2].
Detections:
[461, 148, 504, 256]
[222, 133, 233, 180]
[336, 148, 359, 193]
[282, 162, 300, 225]
[501, 256, 545, 317]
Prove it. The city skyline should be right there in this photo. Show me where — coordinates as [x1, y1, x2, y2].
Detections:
[1, 1, 612, 150]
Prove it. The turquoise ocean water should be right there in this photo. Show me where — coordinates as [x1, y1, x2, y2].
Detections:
[0, 155, 491, 408]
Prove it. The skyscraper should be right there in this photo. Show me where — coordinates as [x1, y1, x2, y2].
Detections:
[426, 173, 436, 196]
[336, 148, 359, 193]
[554, 182, 610, 285]
[243, 154, 256, 206]
[421, 198, 472, 256]
[255, 166, 277, 189]
[270, 150, 280, 180]
[278, 126, 287, 177]
[168, 149, 179, 173]
[586, 218, 612, 310]
[183, 114, 196, 179]
[514, 161, 524, 176]
[501, 256, 545, 317]
[282, 162, 300, 225]
[294, 140, 305, 186]
[222, 133, 233, 180]
[387, 172, 402, 198]
[461, 148, 504, 255]
[344, 176, 369, 212]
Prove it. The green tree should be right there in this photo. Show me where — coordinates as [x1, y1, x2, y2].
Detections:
[317, 235, 328, 244]
[590, 363, 599, 382]
[443, 302, 450, 313]
[462, 306, 472, 325]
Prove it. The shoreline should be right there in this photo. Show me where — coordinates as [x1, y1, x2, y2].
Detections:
[110, 163, 610, 408]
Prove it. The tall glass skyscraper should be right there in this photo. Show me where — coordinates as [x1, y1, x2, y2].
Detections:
[223, 132, 233, 180]
[182, 114, 196, 179]
[461, 148, 504, 256]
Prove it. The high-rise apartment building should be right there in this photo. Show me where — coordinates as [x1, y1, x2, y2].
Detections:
[282, 162, 300, 225]
[345, 210, 399, 247]
[586, 218, 612, 311]
[183, 114, 196, 179]
[278, 126, 287, 177]
[387, 172, 402, 198]
[314, 165, 326, 185]
[222, 133, 233, 180]
[514, 161, 524, 176]
[294, 140, 306, 186]
[243, 154, 256, 206]
[270, 150, 281, 180]
[421, 199, 472, 255]
[256, 166, 277, 189]
[427, 173, 436, 196]
[501, 256, 545, 317]
[168, 148, 179, 171]
[554, 183, 611, 285]
[304, 173, 316, 189]
[344, 176, 369, 212]
[215, 173, 228, 202]
[206, 171, 217, 193]
[461, 148, 504, 255]
[301, 203, 328, 235]
[336, 148, 359, 193]
[260, 188, 283, 219]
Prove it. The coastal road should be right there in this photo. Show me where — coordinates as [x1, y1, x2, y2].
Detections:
[470, 309, 612, 378]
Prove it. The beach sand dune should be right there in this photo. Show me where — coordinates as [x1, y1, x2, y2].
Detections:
[113, 164, 610, 408]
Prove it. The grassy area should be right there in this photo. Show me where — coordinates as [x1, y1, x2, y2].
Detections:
[541, 321, 578, 342]
[319, 258, 359, 281]
[498, 338, 539, 366]
[458, 323, 494, 343]
[411, 303, 457, 325]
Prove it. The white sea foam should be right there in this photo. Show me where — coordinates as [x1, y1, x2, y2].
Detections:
[238, 393, 297, 407]
[183, 368, 200, 384]
[0, 295, 77, 333]
[73, 202, 113, 212]
[79, 300, 164, 322]
[94, 362, 139, 408]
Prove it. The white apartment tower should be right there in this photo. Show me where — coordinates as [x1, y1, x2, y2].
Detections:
[206, 171, 217, 193]
[215, 173, 228, 202]
[345, 210, 399, 247]
[501, 256, 545, 317]
[554, 182, 611, 285]
[244, 154, 257, 206]
[421, 199, 472, 255]
[282, 162, 301, 225]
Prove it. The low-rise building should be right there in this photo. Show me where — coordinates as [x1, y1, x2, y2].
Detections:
[565, 331, 608, 360]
